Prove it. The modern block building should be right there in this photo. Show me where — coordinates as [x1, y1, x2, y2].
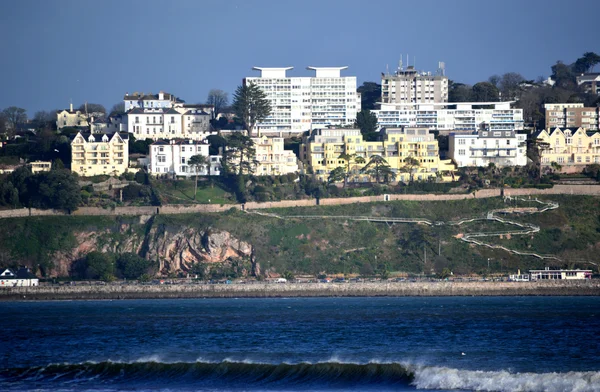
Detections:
[148, 139, 222, 177]
[448, 130, 527, 168]
[300, 127, 456, 183]
[544, 103, 599, 131]
[381, 64, 448, 105]
[576, 73, 600, 95]
[535, 127, 600, 167]
[374, 102, 524, 133]
[245, 66, 361, 136]
[70, 132, 129, 176]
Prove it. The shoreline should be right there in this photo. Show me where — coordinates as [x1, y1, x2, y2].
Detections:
[1, 281, 599, 301]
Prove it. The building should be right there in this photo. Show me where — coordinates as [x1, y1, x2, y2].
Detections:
[71, 132, 129, 176]
[300, 127, 456, 183]
[56, 104, 89, 129]
[529, 268, 592, 280]
[381, 63, 448, 105]
[123, 91, 183, 111]
[245, 66, 361, 136]
[90, 114, 128, 134]
[148, 139, 222, 177]
[448, 130, 527, 168]
[0, 267, 39, 287]
[127, 107, 212, 141]
[29, 161, 52, 174]
[576, 73, 600, 95]
[374, 102, 523, 133]
[544, 103, 599, 130]
[252, 136, 299, 176]
[535, 127, 600, 168]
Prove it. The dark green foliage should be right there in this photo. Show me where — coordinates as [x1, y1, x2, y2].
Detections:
[117, 252, 154, 280]
[128, 135, 154, 155]
[78, 251, 115, 281]
[206, 134, 226, 156]
[357, 82, 381, 111]
[472, 82, 499, 102]
[355, 110, 378, 141]
[122, 183, 151, 201]
[232, 82, 271, 135]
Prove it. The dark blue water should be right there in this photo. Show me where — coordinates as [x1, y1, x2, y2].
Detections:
[1, 297, 599, 391]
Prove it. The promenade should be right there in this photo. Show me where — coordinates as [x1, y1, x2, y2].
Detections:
[1, 280, 599, 301]
[0, 184, 599, 219]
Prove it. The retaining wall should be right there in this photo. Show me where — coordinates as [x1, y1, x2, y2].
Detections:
[1, 281, 599, 301]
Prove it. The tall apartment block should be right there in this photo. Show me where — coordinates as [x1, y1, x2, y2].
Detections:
[381, 62, 448, 105]
[245, 66, 361, 136]
[545, 103, 599, 131]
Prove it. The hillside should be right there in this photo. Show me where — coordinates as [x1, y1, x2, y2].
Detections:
[0, 195, 599, 279]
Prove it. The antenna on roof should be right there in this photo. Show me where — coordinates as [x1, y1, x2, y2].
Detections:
[438, 61, 446, 76]
[398, 55, 403, 72]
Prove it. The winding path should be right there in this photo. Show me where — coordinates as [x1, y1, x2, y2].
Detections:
[246, 197, 572, 263]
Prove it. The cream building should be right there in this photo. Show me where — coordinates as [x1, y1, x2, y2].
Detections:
[71, 132, 129, 176]
[56, 104, 89, 129]
[252, 136, 299, 175]
[300, 128, 456, 183]
[29, 161, 52, 174]
[535, 127, 600, 167]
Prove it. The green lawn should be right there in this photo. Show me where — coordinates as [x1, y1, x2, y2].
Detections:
[154, 179, 233, 205]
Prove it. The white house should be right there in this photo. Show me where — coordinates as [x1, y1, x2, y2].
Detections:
[448, 130, 527, 168]
[123, 91, 183, 111]
[127, 108, 213, 141]
[148, 139, 222, 177]
[0, 267, 39, 287]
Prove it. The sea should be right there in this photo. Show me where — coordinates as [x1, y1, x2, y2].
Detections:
[1, 296, 599, 392]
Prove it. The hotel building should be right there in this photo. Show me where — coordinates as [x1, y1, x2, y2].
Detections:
[448, 130, 527, 168]
[71, 132, 129, 176]
[544, 103, 599, 131]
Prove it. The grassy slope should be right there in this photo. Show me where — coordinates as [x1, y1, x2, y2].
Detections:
[1, 195, 599, 277]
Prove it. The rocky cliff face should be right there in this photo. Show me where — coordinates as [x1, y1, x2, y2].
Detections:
[51, 220, 257, 278]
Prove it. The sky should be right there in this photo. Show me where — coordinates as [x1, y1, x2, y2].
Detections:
[0, 0, 599, 115]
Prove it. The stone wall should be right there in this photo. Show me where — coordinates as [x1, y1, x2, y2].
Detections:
[1, 185, 599, 219]
[1, 280, 599, 301]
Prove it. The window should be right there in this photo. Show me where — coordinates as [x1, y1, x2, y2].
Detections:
[158, 156, 166, 163]
[171, 116, 175, 124]
[181, 157, 186, 164]
[506, 140, 510, 145]
[458, 139, 466, 145]
[458, 149, 465, 155]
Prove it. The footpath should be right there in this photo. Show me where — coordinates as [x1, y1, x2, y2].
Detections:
[0, 184, 599, 219]
[1, 280, 599, 301]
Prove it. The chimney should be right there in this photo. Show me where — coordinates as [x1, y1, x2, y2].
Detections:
[70, 103, 73, 112]
[159, 91, 164, 100]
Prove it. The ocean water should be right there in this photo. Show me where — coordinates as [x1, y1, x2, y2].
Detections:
[1, 297, 599, 391]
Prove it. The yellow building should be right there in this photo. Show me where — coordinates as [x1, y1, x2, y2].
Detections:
[300, 127, 456, 183]
[71, 132, 129, 177]
[252, 136, 299, 176]
[536, 127, 600, 167]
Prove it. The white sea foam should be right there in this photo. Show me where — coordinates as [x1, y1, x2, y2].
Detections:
[412, 366, 600, 392]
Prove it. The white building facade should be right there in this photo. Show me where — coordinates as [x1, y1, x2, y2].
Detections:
[252, 136, 299, 175]
[374, 102, 524, 133]
[245, 66, 361, 136]
[127, 108, 212, 140]
[149, 139, 222, 177]
[123, 91, 183, 111]
[448, 130, 527, 168]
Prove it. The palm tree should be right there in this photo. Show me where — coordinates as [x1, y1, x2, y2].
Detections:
[188, 154, 208, 200]
[328, 166, 346, 185]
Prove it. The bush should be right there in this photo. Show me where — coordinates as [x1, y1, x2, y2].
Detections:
[117, 252, 154, 280]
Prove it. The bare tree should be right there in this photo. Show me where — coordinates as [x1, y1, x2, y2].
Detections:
[2, 107, 27, 136]
[499, 72, 525, 101]
[206, 89, 229, 119]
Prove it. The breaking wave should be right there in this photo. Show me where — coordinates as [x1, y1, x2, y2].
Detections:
[2, 359, 600, 391]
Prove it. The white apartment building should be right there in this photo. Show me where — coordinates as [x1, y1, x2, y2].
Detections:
[127, 107, 212, 140]
[381, 64, 448, 105]
[148, 139, 222, 177]
[448, 130, 527, 168]
[374, 102, 523, 133]
[245, 66, 361, 136]
[123, 91, 183, 111]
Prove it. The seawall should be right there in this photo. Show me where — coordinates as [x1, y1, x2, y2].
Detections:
[1, 281, 599, 301]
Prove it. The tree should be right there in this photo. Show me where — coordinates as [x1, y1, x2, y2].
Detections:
[327, 167, 346, 184]
[498, 72, 525, 101]
[188, 154, 208, 200]
[488, 75, 500, 87]
[206, 89, 229, 119]
[338, 153, 355, 187]
[551, 61, 577, 90]
[117, 252, 154, 280]
[401, 157, 420, 182]
[109, 102, 125, 117]
[232, 82, 271, 136]
[448, 81, 473, 102]
[83, 251, 115, 281]
[2, 106, 27, 134]
[361, 155, 391, 184]
[25, 169, 81, 211]
[357, 82, 382, 110]
[32, 111, 56, 131]
[355, 110, 378, 141]
[224, 132, 257, 175]
[573, 52, 600, 74]
[206, 134, 227, 156]
[77, 103, 106, 116]
[472, 82, 499, 102]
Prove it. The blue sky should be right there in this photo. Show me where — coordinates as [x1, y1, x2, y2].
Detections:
[0, 0, 598, 115]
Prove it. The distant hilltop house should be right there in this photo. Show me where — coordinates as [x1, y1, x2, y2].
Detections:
[123, 91, 184, 111]
[56, 103, 90, 130]
[0, 267, 39, 287]
[90, 114, 127, 135]
[0, 160, 52, 175]
[127, 106, 212, 141]
[70, 131, 129, 177]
